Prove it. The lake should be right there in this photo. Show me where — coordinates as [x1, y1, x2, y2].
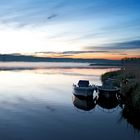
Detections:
[0, 63, 139, 140]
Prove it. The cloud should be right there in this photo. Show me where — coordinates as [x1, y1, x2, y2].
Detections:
[111, 40, 140, 50]
[62, 51, 109, 54]
[35, 51, 58, 54]
[47, 14, 58, 20]
[36, 50, 109, 55]
[84, 40, 140, 50]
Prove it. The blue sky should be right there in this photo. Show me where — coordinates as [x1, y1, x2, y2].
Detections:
[0, 0, 140, 59]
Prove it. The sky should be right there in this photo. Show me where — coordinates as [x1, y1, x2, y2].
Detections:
[0, 0, 140, 60]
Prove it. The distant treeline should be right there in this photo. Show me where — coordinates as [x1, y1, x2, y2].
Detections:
[122, 57, 140, 64]
[0, 54, 121, 64]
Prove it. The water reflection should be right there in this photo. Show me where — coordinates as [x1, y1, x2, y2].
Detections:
[72, 92, 140, 133]
[121, 106, 140, 131]
[0, 66, 139, 140]
[72, 95, 96, 111]
[72, 92, 119, 112]
[116, 92, 140, 131]
[97, 93, 119, 110]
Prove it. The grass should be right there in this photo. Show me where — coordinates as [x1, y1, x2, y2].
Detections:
[101, 59, 140, 111]
[101, 58, 140, 130]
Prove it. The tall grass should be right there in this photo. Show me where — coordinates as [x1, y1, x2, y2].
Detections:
[101, 58, 140, 110]
[101, 58, 140, 130]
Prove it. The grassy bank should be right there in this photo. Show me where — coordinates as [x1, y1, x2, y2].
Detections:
[101, 58, 140, 111]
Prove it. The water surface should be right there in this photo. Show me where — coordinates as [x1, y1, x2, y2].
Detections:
[0, 65, 139, 140]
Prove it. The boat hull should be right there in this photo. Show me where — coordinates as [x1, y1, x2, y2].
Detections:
[98, 87, 120, 94]
[73, 86, 94, 97]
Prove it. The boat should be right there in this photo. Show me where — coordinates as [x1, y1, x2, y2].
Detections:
[98, 86, 120, 94]
[73, 80, 95, 97]
[97, 79, 120, 95]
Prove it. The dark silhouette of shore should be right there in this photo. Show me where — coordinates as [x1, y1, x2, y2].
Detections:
[0, 54, 121, 64]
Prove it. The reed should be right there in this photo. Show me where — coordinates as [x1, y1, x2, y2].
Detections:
[101, 58, 140, 110]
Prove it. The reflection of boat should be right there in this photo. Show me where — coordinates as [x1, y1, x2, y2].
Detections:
[98, 79, 120, 94]
[72, 95, 96, 111]
[73, 80, 95, 97]
[122, 106, 140, 131]
[97, 92, 119, 110]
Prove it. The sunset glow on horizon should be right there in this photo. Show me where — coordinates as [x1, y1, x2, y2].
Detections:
[33, 51, 140, 60]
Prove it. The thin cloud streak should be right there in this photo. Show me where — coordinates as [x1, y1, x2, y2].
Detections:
[34, 51, 131, 59]
[84, 40, 140, 50]
[35, 51, 110, 55]
[47, 14, 58, 20]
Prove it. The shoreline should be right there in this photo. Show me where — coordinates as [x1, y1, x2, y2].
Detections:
[101, 59, 140, 130]
[101, 62, 140, 111]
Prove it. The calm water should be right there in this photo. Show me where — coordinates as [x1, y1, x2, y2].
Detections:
[0, 64, 139, 140]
